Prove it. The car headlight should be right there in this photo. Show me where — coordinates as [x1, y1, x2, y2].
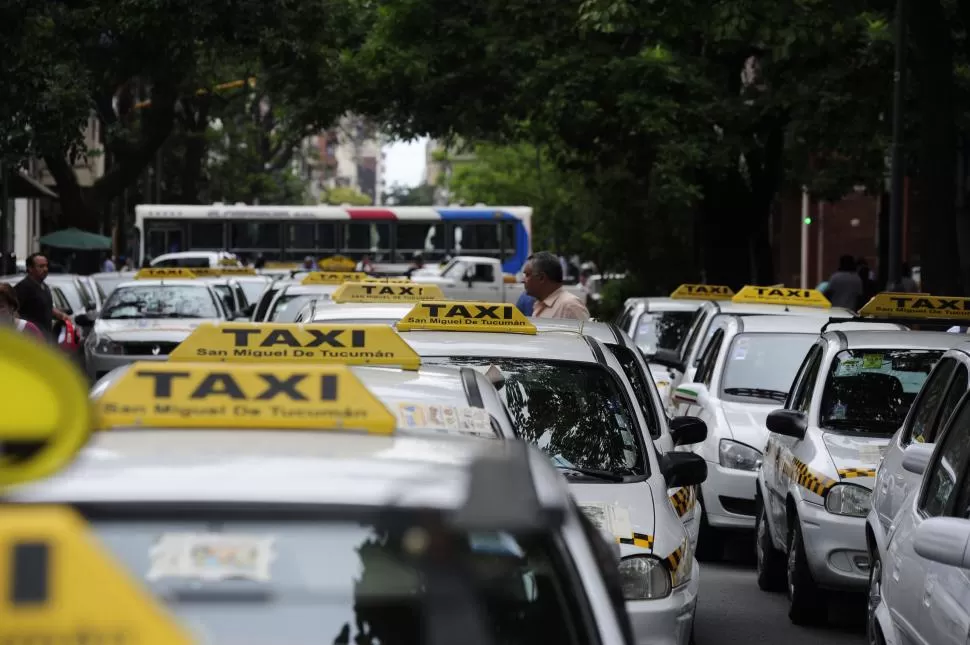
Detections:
[618, 555, 672, 600]
[825, 483, 872, 517]
[718, 439, 762, 471]
[90, 335, 123, 355]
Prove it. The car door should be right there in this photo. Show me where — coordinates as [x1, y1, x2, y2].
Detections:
[878, 360, 966, 535]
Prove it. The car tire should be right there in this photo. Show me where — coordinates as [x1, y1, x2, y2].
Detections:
[866, 550, 885, 645]
[787, 520, 825, 625]
[755, 497, 785, 592]
[695, 497, 723, 562]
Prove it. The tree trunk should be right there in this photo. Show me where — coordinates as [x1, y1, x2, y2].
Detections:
[910, 0, 962, 294]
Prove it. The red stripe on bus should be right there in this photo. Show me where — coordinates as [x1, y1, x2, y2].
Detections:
[346, 209, 397, 220]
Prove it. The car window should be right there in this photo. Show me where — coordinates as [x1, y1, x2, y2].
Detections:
[695, 329, 724, 386]
[820, 349, 943, 436]
[677, 309, 708, 363]
[51, 287, 73, 315]
[211, 284, 235, 312]
[615, 308, 633, 333]
[101, 285, 221, 319]
[921, 396, 970, 517]
[906, 358, 958, 445]
[932, 365, 969, 443]
[233, 284, 250, 309]
[254, 286, 281, 321]
[74, 278, 97, 310]
[86, 511, 593, 645]
[239, 280, 270, 305]
[789, 345, 823, 413]
[720, 333, 817, 404]
[430, 357, 647, 477]
[607, 343, 661, 440]
[632, 311, 695, 356]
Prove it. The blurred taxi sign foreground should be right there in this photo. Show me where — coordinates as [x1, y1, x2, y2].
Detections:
[301, 271, 369, 285]
[397, 301, 537, 334]
[95, 362, 397, 434]
[190, 267, 258, 277]
[134, 268, 198, 280]
[669, 283, 734, 301]
[169, 322, 422, 369]
[331, 282, 445, 303]
[859, 292, 970, 320]
[318, 255, 357, 272]
[731, 285, 831, 308]
[0, 506, 193, 644]
[0, 328, 92, 489]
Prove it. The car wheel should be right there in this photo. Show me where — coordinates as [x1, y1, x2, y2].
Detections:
[866, 551, 885, 645]
[695, 496, 723, 562]
[755, 497, 785, 591]
[787, 519, 825, 625]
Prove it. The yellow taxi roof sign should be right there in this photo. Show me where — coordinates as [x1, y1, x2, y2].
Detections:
[264, 261, 299, 269]
[397, 301, 537, 334]
[669, 284, 734, 300]
[96, 362, 397, 434]
[0, 506, 194, 644]
[190, 267, 258, 277]
[301, 271, 369, 285]
[169, 322, 422, 369]
[331, 282, 445, 303]
[859, 292, 970, 320]
[318, 255, 357, 271]
[731, 285, 831, 308]
[134, 268, 197, 280]
[0, 328, 92, 489]
[363, 276, 412, 283]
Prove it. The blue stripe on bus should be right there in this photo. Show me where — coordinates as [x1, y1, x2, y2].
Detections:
[436, 209, 516, 220]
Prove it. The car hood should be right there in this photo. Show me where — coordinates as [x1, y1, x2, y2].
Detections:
[569, 480, 657, 556]
[821, 431, 891, 486]
[720, 399, 777, 451]
[94, 318, 207, 341]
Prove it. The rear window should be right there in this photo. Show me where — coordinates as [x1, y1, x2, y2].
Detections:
[820, 349, 944, 435]
[430, 357, 646, 478]
[633, 311, 694, 355]
[720, 333, 817, 403]
[81, 509, 593, 645]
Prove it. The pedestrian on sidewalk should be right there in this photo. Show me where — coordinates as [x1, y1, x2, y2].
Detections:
[524, 251, 590, 320]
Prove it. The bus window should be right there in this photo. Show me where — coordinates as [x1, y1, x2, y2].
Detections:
[188, 221, 224, 250]
[396, 222, 443, 261]
[346, 221, 390, 259]
[449, 222, 516, 256]
[231, 221, 281, 249]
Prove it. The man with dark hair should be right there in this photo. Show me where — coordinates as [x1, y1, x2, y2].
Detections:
[14, 253, 68, 340]
[523, 251, 589, 320]
[820, 254, 863, 310]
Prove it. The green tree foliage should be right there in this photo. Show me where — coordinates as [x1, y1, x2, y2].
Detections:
[323, 186, 372, 206]
[383, 182, 436, 206]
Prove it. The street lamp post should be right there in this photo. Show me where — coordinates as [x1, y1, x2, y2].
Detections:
[887, 0, 907, 290]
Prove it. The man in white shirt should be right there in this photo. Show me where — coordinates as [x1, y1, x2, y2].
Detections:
[523, 251, 590, 320]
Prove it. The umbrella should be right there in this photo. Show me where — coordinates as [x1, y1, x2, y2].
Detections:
[38, 228, 112, 250]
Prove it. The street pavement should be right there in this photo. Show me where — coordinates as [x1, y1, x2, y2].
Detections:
[693, 536, 865, 645]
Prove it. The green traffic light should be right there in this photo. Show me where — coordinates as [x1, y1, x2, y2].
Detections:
[803, 217, 812, 225]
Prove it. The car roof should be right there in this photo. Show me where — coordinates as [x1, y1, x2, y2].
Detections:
[7, 432, 566, 511]
[115, 279, 213, 289]
[700, 300, 855, 317]
[531, 319, 628, 346]
[820, 330, 966, 351]
[309, 302, 420, 321]
[279, 283, 339, 296]
[400, 329, 598, 363]
[624, 297, 704, 313]
[721, 314, 905, 334]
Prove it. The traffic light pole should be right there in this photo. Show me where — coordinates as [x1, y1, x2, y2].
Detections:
[887, 0, 906, 290]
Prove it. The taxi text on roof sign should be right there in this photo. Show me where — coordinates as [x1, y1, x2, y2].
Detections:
[0, 506, 194, 644]
[96, 362, 397, 434]
[169, 322, 422, 369]
[859, 292, 970, 320]
[301, 271, 369, 285]
[0, 327, 92, 489]
[397, 301, 538, 334]
[190, 267, 258, 277]
[669, 284, 734, 300]
[731, 285, 831, 308]
[331, 281, 445, 303]
[134, 267, 198, 280]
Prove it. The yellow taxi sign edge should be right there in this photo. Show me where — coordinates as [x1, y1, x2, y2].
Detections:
[169, 322, 422, 370]
[397, 300, 538, 334]
[859, 292, 970, 321]
[300, 271, 369, 285]
[669, 284, 734, 300]
[331, 281, 446, 303]
[133, 267, 198, 280]
[0, 506, 195, 643]
[0, 328, 93, 489]
[731, 285, 831, 308]
[95, 362, 397, 434]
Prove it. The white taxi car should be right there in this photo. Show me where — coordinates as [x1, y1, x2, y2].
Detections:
[756, 326, 955, 625]
[653, 286, 856, 413]
[0, 331, 635, 645]
[670, 314, 903, 560]
[83, 268, 230, 380]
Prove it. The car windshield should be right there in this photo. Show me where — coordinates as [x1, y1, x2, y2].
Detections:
[429, 357, 645, 477]
[83, 508, 589, 645]
[720, 333, 817, 403]
[633, 310, 695, 355]
[819, 348, 944, 435]
[93, 274, 135, 298]
[271, 293, 328, 321]
[101, 285, 220, 319]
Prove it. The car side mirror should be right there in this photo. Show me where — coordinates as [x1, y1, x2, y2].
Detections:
[766, 409, 808, 440]
[660, 452, 708, 488]
[669, 416, 707, 446]
[650, 348, 684, 372]
[74, 312, 95, 326]
[672, 383, 708, 407]
[913, 517, 970, 568]
[902, 442, 934, 475]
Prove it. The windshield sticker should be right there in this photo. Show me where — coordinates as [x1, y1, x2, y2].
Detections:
[862, 354, 885, 369]
[398, 403, 491, 436]
[398, 403, 427, 428]
[830, 402, 847, 420]
[148, 533, 276, 583]
[578, 503, 634, 539]
[733, 338, 750, 360]
[836, 358, 863, 376]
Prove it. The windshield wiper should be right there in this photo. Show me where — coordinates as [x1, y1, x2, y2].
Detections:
[821, 418, 897, 434]
[723, 387, 788, 402]
[556, 465, 629, 482]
